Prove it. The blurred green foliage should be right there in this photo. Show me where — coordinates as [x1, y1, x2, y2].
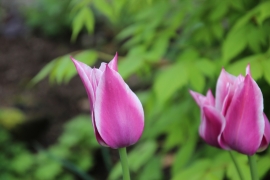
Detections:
[23, 0, 73, 36]
[0, 115, 98, 180]
[27, 0, 270, 179]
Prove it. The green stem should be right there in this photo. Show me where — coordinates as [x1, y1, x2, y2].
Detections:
[118, 148, 130, 180]
[248, 155, 259, 180]
[229, 151, 244, 180]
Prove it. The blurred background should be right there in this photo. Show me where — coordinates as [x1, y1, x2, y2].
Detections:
[1, 0, 270, 179]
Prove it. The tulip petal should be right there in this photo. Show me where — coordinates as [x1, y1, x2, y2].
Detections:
[200, 106, 226, 148]
[221, 75, 245, 116]
[215, 69, 236, 111]
[91, 112, 108, 146]
[258, 114, 270, 151]
[223, 74, 264, 155]
[108, 52, 118, 71]
[90, 68, 102, 95]
[246, 64, 251, 76]
[99, 53, 118, 72]
[71, 57, 95, 110]
[189, 90, 214, 107]
[94, 65, 144, 148]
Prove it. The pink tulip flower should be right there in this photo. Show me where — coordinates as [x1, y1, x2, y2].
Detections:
[71, 53, 144, 149]
[190, 65, 270, 155]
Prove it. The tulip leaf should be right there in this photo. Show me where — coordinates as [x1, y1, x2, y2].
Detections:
[222, 26, 248, 63]
[154, 62, 188, 104]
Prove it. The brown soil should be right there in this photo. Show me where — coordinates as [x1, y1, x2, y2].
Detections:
[0, 35, 88, 146]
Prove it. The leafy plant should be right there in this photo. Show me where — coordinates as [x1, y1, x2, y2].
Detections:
[0, 115, 99, 179]
[30, 0, 270, 179]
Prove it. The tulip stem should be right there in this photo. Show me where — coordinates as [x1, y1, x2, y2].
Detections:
[118, 148, 130, 180]
[229, 151, 244, 180]
[248, 155, 258, 180]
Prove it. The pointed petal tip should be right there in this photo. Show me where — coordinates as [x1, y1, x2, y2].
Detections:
[246, 63, 251, 76]
[108, 52, 118, 71]
[189, 89, 195, 95]
[70, 56, 77, 63]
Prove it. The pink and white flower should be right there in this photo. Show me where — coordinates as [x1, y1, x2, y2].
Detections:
[190, 65, 270, 155]
[72, 53, 144, 149]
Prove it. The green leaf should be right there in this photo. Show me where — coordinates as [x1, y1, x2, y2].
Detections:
[226, 153, 251, 180]
[172, 159, 211, 180]
[34, 160, 62, 180]
[246, 25, 264, 53]
[163, 125, 186, 151]
[154, 62, 188, 103]
[71, 7, 94, 42]
[31, 50, 97, 85]
[145, 36, 169, 63]
[262, 59, 270, 85]
[227, 55, 264, 80]
[195, 59, 217, 78]
[177, 48, 199, 62]
[257, 155, 270, 178]
[256, 1, 270, 25]
[211, 23, 223, 40]
[30, 60, 56, 86]
[70, 0, 91, 14]
[222, 26, 248, 63]
[93, 0, 116, 23]
[116, 24, 141, 40]
[118, 46, 145, 79]
[172, 138, 196, 175]
[50, 55, 71, 84]
[83, 8, 95, 33]
[143, 104, 187, 139]
[71, 8, 86, 41]
[138, 157, 163, 180]
[208, 2, 228, 22]
[189, 67, 205, 93]
[11, 152, 33, 174]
